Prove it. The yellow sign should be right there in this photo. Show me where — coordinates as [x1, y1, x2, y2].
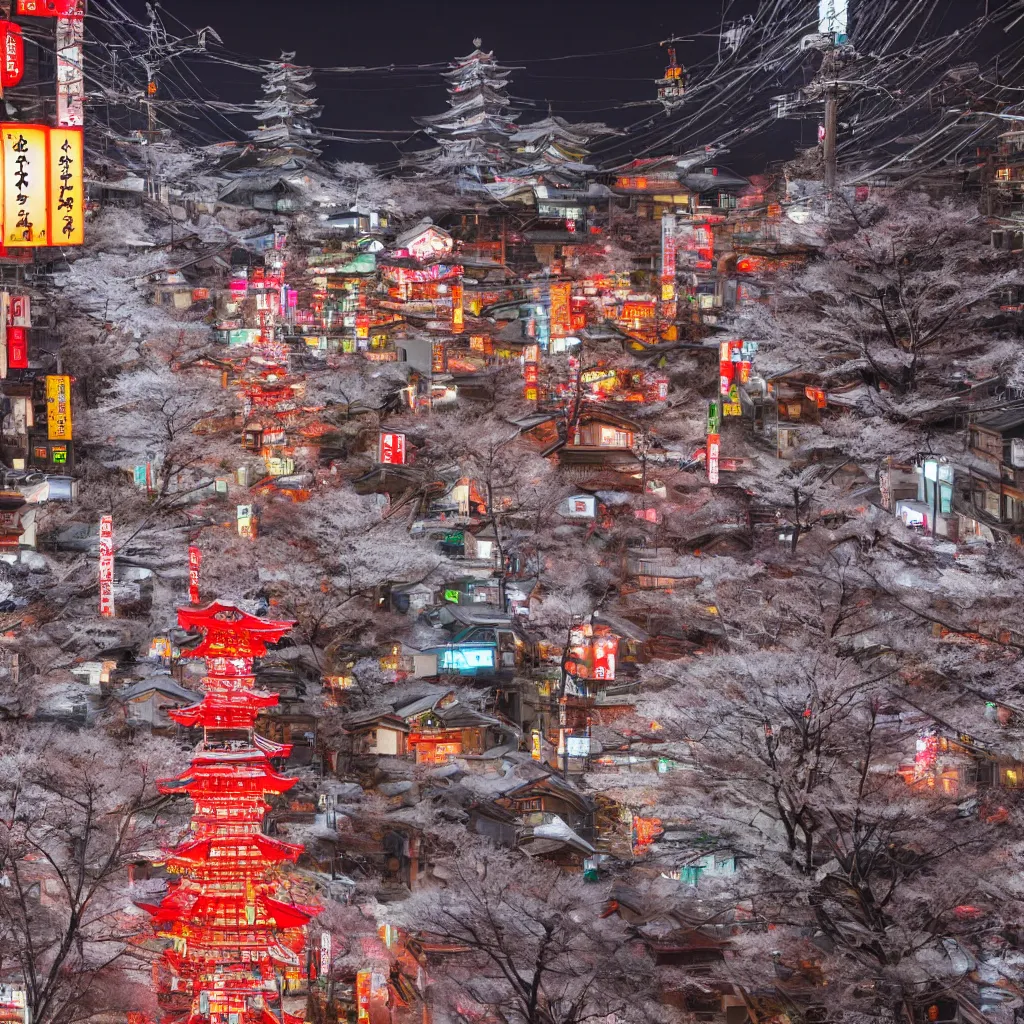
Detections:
[0, 125, 84, 247]
[722, 402, 742, 417]
[48, 127, 84, 246]
[531, 730, 542, 760]
[3, 125, 48, 247]
[46, 374, 72, 440]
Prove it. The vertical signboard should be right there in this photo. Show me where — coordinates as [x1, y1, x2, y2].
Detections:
[319, 931, 331, 976]
[378, 432, 406, 465]
[188, 545, 201, 605]
[9, 294, 29, 326]
[355, 971, 371, 1024]
[1, 22, 24, 88]
[2, 124, 48, 246]
[99, 515, 114, 617]
[6, 325, 26, 369]
[237, 503, 256, 539]
[46, 374, 72, 439]
[48, 126, 84, 244]
[56, 14, 85, 127]
[707, 433, 720, 485]
[661, 212, 677, 302]
[549, 281, 571, 339]
[450, 281, 464, 334]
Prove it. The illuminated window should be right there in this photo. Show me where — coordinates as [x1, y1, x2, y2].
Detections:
[600, 426, 632, 447]
[996, 167, 1012, 182]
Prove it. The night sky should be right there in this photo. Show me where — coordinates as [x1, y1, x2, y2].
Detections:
[114, 0, 1004, 170]
[119, 0, 773, 165]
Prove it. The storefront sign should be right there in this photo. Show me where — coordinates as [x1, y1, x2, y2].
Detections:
[558, 494, 596, 518]
[591, 636, 618, 680]
[355, 970, 371, 1024]
[188, 545, 201, 605]
[17, 0, 84, 15]
[550, 281, 571, 339]
[439, 646, 495, 671]
[9, 294, 29, 326]
[707, 401, 720, 435]
[46, 374, 72, 439]
[0, 124, 84, 246]
[49, 126, 83, 244]
[237, 503, 256, 539]
[451, 281, 464, 333]
[566, 735, 591, 757]
[707, 433, 720, 485]
[531, 730, 542, 760]
[6, 325, 26, 368]
[99, 515, 114, 618]
[320, 931, 332, 974]
[55, 14, 84, 126]
[661, 212, 677, 302]
[0, 22, 24, 88]
[379, 431, 406, 465]
[622, 301, 656, 321]
[3, 124, 47, 246]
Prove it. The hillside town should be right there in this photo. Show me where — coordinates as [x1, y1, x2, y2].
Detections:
[0, 3, 1024, 1024]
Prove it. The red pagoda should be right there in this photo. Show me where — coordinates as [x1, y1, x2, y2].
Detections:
[142, 601, 317, 1024]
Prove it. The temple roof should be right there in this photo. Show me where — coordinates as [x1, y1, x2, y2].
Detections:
[177, 601, 295, 659]
[166, 833, 303, 867]
[169, 690, 280, 728]
[157, 759, 297, 796]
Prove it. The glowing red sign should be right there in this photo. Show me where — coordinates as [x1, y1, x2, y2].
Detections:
[99, 515, 114, 617]
[188, 545, 201, 605]
[0, 23, 23, 88]
[6, 325, 26, 368]
[707, 433, 720, 485]
[16, 0, 83, 15]
[379, 432, 406, 465]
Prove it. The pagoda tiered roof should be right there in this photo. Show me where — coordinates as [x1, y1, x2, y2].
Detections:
[169, 690, 279, 729]
[152, 600, 314, 1024]
[144, 888, 316, 930]
[177, 601, 294, 660]
[165, 833, 302, 870]
[157, 759, 297, 797]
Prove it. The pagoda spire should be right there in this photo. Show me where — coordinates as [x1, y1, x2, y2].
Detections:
[412, 40, 519, 189]
[144, 600, 317, 1024]
[249, 51, 323, 161]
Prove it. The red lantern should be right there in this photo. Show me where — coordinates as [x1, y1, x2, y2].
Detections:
[0, 22, 23, 88]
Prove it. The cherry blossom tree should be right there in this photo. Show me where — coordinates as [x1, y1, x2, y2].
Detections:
[408, 847, 659, 1024]
[737, 191, 1020, 459]
[0, 728, 174, 1024]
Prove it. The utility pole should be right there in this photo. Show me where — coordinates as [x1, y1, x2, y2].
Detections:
[823, 74, 839, 195]
[771, 2, 853, 207]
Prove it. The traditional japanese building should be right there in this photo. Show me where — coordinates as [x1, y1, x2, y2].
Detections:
[248, 52, 323, 163]
[413, 41, 519, 190]
[142, 601, 317, 1024]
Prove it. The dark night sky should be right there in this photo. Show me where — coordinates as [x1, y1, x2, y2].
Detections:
[120, 0, 774, 165]
[115, 0, 1004, 170]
